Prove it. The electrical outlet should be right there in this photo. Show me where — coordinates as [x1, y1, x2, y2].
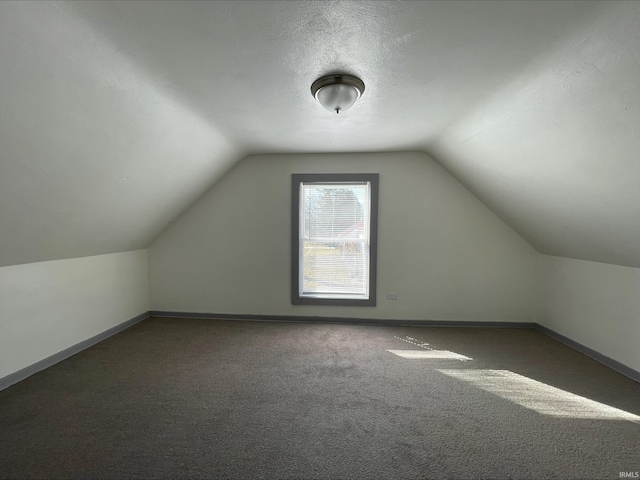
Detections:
[386, 293, 398, 301]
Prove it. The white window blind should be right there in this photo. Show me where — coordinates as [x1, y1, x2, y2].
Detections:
[299, 182, 371, 299]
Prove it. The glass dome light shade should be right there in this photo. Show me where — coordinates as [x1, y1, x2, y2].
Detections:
[315, 84, 360, 114]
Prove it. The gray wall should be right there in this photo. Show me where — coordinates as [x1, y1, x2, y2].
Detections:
[0, 250, 149, 379]
[149, 152, 540, 321]
[538, 255, 640, 372]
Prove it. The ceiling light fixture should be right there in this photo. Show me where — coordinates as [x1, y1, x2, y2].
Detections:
[311, 74, 365, 114]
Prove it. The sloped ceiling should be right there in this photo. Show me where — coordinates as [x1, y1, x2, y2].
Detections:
[1, 1, 638, 268]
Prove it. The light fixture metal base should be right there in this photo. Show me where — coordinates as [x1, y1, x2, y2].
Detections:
[311, 74, 366, 99]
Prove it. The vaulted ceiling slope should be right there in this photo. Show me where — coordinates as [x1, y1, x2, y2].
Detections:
[1, 1, 638, 268]
[0, 2, 241, 267]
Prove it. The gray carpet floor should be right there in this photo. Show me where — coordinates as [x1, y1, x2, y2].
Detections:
[1, 317, 639, 479]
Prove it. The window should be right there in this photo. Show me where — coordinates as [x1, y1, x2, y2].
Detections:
[291, 173, 378, 306]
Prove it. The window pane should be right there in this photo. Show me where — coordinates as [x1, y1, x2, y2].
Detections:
[302, 184, 368, 241]
[302, 240, 368, 296]
[300, 183, 370, 298]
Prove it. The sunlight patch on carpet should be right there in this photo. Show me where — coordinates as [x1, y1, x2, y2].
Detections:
[390, 336, 473, 360]
[437, 369, 640, 422]
[387, 350, 473, 360]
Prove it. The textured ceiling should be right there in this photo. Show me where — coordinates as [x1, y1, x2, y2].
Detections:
[1, 1, 638, 267]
